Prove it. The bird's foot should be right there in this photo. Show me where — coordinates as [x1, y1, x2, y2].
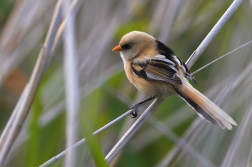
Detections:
[130, 104, 139, 118]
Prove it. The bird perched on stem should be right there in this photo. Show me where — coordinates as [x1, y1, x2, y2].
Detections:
[112, 31, 237, 130]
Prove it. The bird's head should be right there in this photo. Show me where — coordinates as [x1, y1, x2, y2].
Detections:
[112, 31, 155, 61]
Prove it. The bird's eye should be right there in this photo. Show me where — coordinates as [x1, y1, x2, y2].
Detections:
[122, 43, 133, 50]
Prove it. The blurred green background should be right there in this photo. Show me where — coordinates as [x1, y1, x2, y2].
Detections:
[0, 0, 252, 167]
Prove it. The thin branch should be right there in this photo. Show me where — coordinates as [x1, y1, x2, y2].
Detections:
[39, 109, 133, 167]
[105, 98, 164, 163]
[186, 0, 244, 69]
[192, 40, 252, 75]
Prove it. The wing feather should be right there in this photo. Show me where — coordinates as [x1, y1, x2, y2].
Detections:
[131, 55, 182, 85]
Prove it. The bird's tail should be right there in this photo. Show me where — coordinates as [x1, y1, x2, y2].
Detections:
[175, 81, 237, 130]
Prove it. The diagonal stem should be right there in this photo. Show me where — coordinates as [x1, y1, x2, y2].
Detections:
[0, 1, 63, 166]
[186, 0, 244, 69]
[105, 98, 164, 163]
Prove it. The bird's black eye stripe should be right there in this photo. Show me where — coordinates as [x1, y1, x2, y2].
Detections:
[122, 43, 133, 50]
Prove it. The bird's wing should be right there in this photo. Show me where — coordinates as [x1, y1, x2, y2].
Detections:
[131, 55, 182, 85]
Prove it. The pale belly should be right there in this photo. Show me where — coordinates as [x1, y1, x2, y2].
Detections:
[126, 70, 175, 98]
[132, 77, 176, 98]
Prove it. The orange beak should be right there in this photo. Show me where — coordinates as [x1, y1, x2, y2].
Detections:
[112, 45, 122, 51]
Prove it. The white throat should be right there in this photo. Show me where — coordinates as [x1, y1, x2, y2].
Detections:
[120, 52, 127, 64]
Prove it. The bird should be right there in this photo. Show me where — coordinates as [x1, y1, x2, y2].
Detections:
[112, 31, 237, 130]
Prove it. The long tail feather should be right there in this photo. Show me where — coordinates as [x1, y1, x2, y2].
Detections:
[175, 81, 237, 130]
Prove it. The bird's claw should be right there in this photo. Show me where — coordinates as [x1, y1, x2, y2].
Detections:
[130, 110, 138, 118]
[130, 104, 139, 118]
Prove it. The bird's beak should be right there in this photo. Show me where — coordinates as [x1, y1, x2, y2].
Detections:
[112, 45, 122, 51]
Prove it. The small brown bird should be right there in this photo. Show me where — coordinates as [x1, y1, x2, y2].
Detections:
[113, 31, 237, 130]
